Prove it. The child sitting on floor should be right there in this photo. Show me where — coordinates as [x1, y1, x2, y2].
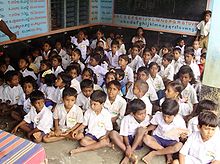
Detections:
[142, 99, 187, 164]
[109, 99, 150, 164]
[70, 90, 113, 155]
[11, 90, 53, 143]
[176, 111, 220, 164]
[43, 87, 83, 143]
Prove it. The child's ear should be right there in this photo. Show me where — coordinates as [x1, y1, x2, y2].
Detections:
[197, 124, 201, 130]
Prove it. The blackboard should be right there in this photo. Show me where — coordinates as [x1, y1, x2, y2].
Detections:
[114, 0, 207, 21]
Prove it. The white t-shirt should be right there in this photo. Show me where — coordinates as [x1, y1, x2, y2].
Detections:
[120, 65, 134, 85]
[149, 74, 165, 92]
[71, 37, 89, 60]
[2, 84, 24, 105]
[18, 93, 31, 113]
[52, 66, 64, 77]
[88, 64, 108, 86]
[171, 58, 184, 75]
[90, 38, 107, 50]
[128, 55, 145, 73]
[83, 108, 113, 139]
[120, 114, 150, 137]
[53, 87, 64, 104]
[104, 95, 127, 119]
[197, 20, 211, 37]
[151, 111, 186, 141]
[159, 64, 174, 81]
[181, 83, 198, 105]
[76, 92, 90, 111]
[53, 104, 83, 132]
[24, 105, 53, 134]
[180, 130, 220, 164]
[70, 78, 81, 94]
[20, 69, 37, 80]
[106, 51, 121, 68]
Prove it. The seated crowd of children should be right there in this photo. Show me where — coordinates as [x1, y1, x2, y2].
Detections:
[0, 27, 219, 164]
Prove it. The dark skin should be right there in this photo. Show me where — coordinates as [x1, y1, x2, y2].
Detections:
[0, 19, 17, 41]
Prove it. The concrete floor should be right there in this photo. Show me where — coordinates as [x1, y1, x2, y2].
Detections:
[42, 139, 166, 164]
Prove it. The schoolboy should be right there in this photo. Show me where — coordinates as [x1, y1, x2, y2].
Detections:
[178, 111, 220, 164]
[159, 53, 174, 81]
[104, 80, 127, 129]
[43, 87, 83, 142]
[196, 10, 212, 49]
[76, 79, 94, 111]
[11, 90, 53, 143]
[171, 47, 184, 76]
[133, 80, 153, 115]
[142, 99, 187, 163]
[128, 44, 144, 72]
[109, 99, 150, 164]
[70, 90, 113, 155]
[106, 40, 121, 68]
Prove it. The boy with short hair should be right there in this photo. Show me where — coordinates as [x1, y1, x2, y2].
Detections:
[43, 87, 83, 143]
[76, 79, 94, 111]
[11, 90, 53, 143]
[110, 99, 150, 164]
[133, 80, 153, 115]
[196, 10, 212, 49]
[171, 47, 184, 76]
[70, 90, 113, 155]
[128, 44, 145, 73]
[142, 99, 187, 163]
[159, 53, 174, 81]
[104, 80, 127, 129]
[178, 111, 220, 164]
[106, 40, 121, 68]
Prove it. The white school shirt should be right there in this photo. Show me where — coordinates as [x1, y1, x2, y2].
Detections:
[186, 61, 200, 81]
[159, 64, 174, 81]
[140, 94, 153, 115]
[104, 95, 127, 119]
[171, 58, 184, 75]
[90, 38, 107, 50]
[194, 48, 202, 64]
[52, 66, 64, 77]
[181, 83, 198, 105]
[2, 84, 24, 105]
[120, 114, 150, 137]
[78, 61, 85, 72]
[24, 105, 53, 134]
[149, 74, 165, 92]
[131, 36, 146, 45]
[70, 78, 81, 94]
[187, 116, 199, 133]
[150, 54, 160, 63]
[176, 45, 185, 56]
[18, 93, 31, 113]
[197, 20, 211, 37]
[44, 86, 57, 102]
[128, 55, 145, 73]
[53, 87, 64, 104]
[118, 44, 126, 54]
[54, 49, 70, 69]
[20, 69, 37, 80]
[53, 103, 83, 132]
[150, 111, 186, 141]
[106, 51, 121, 68]
[4, 65, 15, 74]
[120, 65, 134, 85]
[83, 108, 113, 139]
[88, 64, 108, 86]
[71, 37, 89, 60]
[76, 92, 90, 111]
[146, 79, 158, 101]
[180, 130, 220, 164]
[33, 56, 43, 69]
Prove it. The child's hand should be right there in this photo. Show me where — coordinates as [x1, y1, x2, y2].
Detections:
[27, 131, 33, 139]
[180, 132, 188, 139]
[11, 127, 18, 134]
[125, 145, 132, 158]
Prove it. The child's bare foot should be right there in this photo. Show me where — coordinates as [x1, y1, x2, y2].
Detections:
[69, 148, 82, 156]
[33, 132, 41, 139]
[120, 156, 129, 164]
[130, 154, 138, 164]
[166, 154, 173, 164]
[108, 142, 115, 150]
[142, 151, 156, 164]
[48, 131, 55, 137]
